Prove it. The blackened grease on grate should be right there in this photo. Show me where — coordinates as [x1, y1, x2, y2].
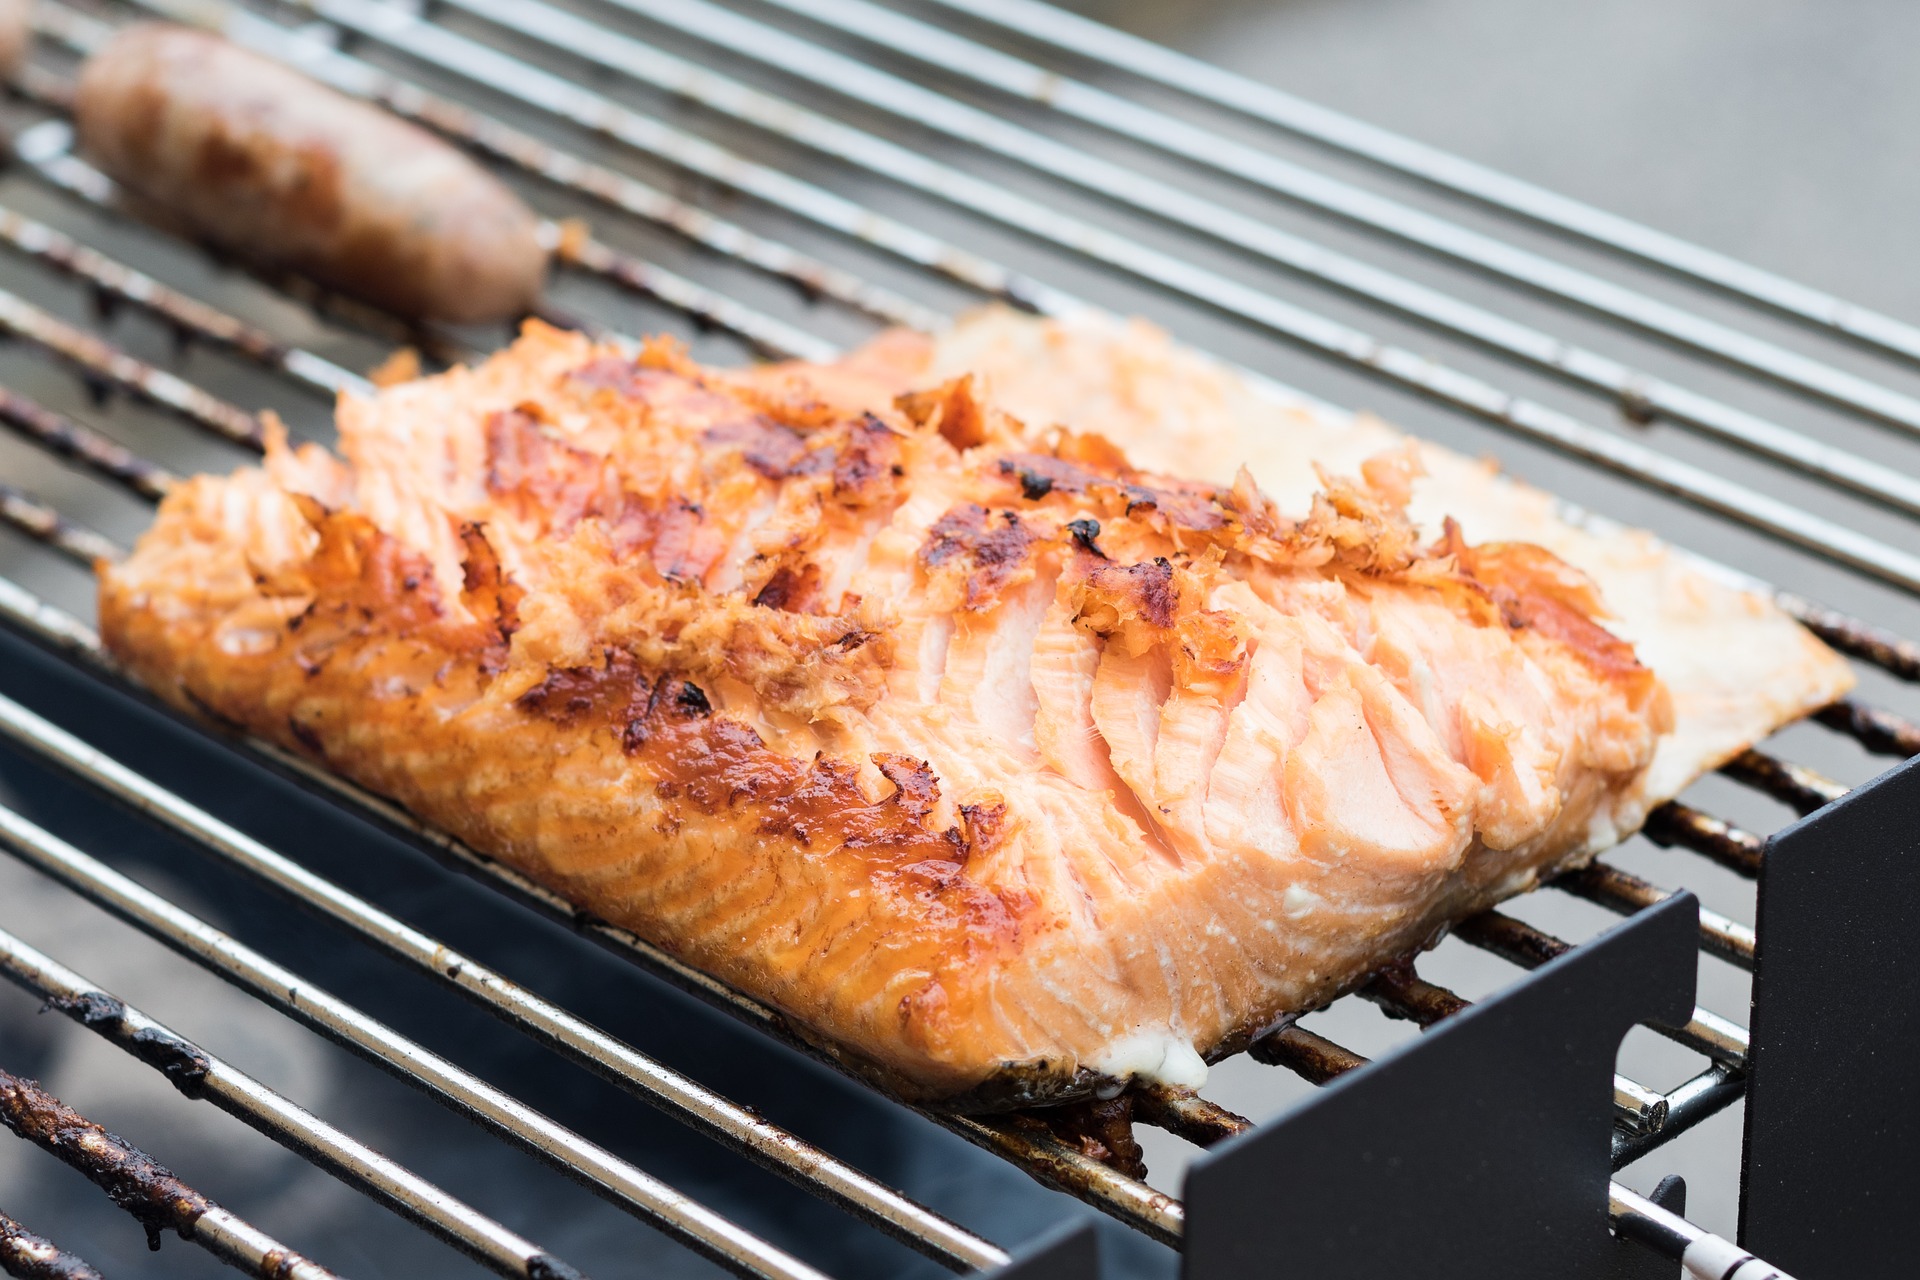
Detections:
[0, 1208, 106, 1280]
[40, 992, 210, 1097]
[0, 1070, 213, 1251]
[526, 1255, 592, 1280]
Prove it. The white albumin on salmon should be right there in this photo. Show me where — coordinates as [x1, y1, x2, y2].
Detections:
[97, 317, 1811, 1107]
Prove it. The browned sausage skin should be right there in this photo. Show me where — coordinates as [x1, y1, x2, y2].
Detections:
[75, 24, 546, 324]
[0, 0, 31, 81]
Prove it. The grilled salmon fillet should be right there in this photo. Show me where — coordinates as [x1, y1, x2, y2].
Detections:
[99, 320, 1791, 1104]
[884, 308, 1857, 810]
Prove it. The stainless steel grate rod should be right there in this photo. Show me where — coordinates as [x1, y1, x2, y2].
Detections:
[597, 0, 1920, 443]
[31, 0, 942, 335]
[0, 1068, 343, 1280]
[0, 203, 365, 399]
[0, 567, 1812, 1267]
[0, 927, 576, 1280]
[929, 0, 1920, 371]
[0, 687, 1008, 1272]
[0, 483, 119, 566]
[209, 0, 1920, 593]
[0, 799, 837, 1280]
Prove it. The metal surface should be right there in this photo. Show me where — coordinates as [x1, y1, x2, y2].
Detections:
[0, 688, 1006, 1274]
[0, 1206, 104, 1280]
[923, 0, 1920, 371]
[1743, 755, 1920, 1276]
[0, 800, 837, 1280]
[0, 928, 578, 1280]
[0, 0, 1907, 1275]
[279, 0, 1920, 590]
[0, 1070, 339, 1280]
[1184, 897, 1697, 1280]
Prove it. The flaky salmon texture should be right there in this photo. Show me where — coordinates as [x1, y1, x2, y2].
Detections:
[99, 317, 1844, 1107]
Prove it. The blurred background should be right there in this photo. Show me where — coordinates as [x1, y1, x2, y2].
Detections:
[1, 0, 1916, 1275]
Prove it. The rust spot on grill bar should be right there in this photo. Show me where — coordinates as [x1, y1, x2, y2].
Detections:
[1361, 962, 1470, 1027]
[0, 1067, 213, 1251]
[1453, 910, 1573, 970]
[0, 1207, 105, 1280]
[1814, 697, 1920, 760]
[526, 1256, 592, 1280]
[1719, 749, 1848, 817]
[1250, 1024, 1370, 1084]
[1129, 1084, 1251, 1147]
[1642, 801, 1765, 877]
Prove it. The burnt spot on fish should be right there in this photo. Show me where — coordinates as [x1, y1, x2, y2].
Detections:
[752, 562, 822, 612]
[703, 416, 814, 480]
[873, 752, 941, 822]
[921, 503, 1039, 609]
[1066, 518, 1107, 558]
[832, 414, 903, 505]
[998, 452, 1103, 497]
[1080, 558, 1179, 633]
[675, 681, 713, 717]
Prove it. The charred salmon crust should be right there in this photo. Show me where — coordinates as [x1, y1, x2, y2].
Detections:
[101, 321, 1672, 1106]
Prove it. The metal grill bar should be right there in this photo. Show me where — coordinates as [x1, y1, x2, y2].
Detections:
[929, 0, 1920, 370]
[0, 928, 574, 1279]
[0, 1069, 341, 1280]
[0, 1206, 104, 1280]
[1558, 865, 1757, 968]
[0, 483, 119, 566]
[0, 287, 263, 448]
[1720, 749, 1852, 816]
[0, 687, 1006, 1272]
[1778, 597, 1920, 682]
[0, 205, 364, 399]
[0, 8, 1899, 1270]
[1454, 912, 1750, 1064]
[636, 0, 1920, 442]
[230, 0, 1920, 592]
[1130, 1086, 1250, 1148]
[0, 385, 179, 500]
[1642, 803, 1766, 877]
[1814, 698, 1920, 758]
[545, 225, 838, 362]
[0, 801, 836, 1280]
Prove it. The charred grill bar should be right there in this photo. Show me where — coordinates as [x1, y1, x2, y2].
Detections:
[0, 0, 1912, 1276]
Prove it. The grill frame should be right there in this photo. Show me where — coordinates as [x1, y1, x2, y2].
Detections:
[0, 0, 1912, 1275]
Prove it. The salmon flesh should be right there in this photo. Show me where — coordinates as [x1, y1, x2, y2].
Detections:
[97, 318, 1849, 1106]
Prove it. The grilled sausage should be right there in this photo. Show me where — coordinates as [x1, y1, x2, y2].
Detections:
[74, 24, 546, 324]
[0, 0, 32, 80]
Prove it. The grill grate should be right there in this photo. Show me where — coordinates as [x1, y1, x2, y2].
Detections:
[0, 0, 1914, 1275]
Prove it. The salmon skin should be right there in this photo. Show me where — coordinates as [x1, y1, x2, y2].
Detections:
[103, 321, 1682, 1106]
